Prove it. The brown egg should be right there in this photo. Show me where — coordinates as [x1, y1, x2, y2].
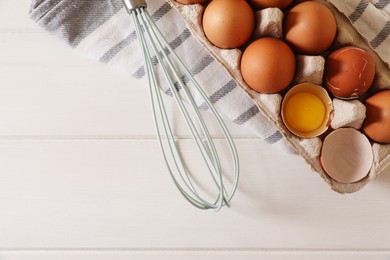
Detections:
[175, 0, 208, 4]
[202, 0, 255, 49]
[284, 1, 337, 55]
[363, 90, 390, 144]
[241, 37, 296, 94]
[325, 46, 375, 99]
[248, 0, 294, 9]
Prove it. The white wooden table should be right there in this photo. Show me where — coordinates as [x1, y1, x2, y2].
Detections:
[1, 1, 390, 259]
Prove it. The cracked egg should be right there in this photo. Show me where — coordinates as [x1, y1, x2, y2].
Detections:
[325, 46, 376, 99]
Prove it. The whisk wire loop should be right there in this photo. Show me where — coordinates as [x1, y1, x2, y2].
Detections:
[141, 13, 226, 210]
[132, 9, 218, 209]
[137, 9, 226, 203]
[128, 4, 239, 211]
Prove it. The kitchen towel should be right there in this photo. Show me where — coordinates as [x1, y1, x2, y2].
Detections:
[29, 0, 390, 149]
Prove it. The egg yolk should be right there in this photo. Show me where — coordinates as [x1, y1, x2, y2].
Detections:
[285, 92, 326, 133]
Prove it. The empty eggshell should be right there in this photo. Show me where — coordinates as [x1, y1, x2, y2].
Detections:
[253, 8, 284, 39]
[331, 99, 366, 129]
[320, 128, 373, 183]
[325, 46, 376, 99]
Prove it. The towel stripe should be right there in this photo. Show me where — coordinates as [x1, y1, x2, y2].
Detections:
[199, 80, 237, 110]
[265, 131, 283, 144]
[133, 28, 192, 79]
[349, 0, 369, 23]
[100, 31, 137, 63]
[100, 2, 172, 63]
[171, 54, 215, 91]
[67, 1, 124, 47]
[374, 0, 390, 9]
[370, 20, 390, 48]
[152, 2, 172, 20]
[165, 54, 215, 96]
[32, 0, 123, 47]
[189, 55, 214, 76]
[30, 0, 62, 21]
[233, 105, 260, 125]
[207, 80, 237, 103]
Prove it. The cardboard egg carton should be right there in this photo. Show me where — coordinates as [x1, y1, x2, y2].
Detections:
[166, 0, 390, 193]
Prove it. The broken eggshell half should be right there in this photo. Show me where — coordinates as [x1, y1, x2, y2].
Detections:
[320, 128, 373, 184]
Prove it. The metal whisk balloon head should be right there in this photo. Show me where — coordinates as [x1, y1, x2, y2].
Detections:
[122, 0, 239, 211]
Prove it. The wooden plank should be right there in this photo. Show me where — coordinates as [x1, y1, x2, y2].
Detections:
[0, 33, 255, 138]
[2, 0, 390, 255]
[1, 250, 390, 260]
[0, 139, 389, 249]
[0, 0, 39, 32]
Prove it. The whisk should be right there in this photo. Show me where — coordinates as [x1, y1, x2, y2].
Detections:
[123, 0, 239, 211]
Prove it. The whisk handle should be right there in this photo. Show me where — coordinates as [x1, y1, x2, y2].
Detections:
[122, 0, 147, 12]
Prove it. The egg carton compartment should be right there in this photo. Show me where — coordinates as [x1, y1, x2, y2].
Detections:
[331, 99, 366, 129]
[167, 0, 390, 193]
[293, 55, 325, 85]
[254, 8, 284, 39]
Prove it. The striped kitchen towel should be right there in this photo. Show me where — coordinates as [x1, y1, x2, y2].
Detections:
[29, 0, 288, 148]
[29, 0, 390, 148]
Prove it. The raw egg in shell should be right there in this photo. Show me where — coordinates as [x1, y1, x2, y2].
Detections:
[241, 37, 296, 94]
[202, 0, 255, 49]
[281, 83, 333, 138]
[284, 1, 337, 55]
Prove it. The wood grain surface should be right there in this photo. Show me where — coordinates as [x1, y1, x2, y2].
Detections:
[0, 0, 390, 259]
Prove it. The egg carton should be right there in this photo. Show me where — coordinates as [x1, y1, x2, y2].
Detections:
[166, 0, 390, 193]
